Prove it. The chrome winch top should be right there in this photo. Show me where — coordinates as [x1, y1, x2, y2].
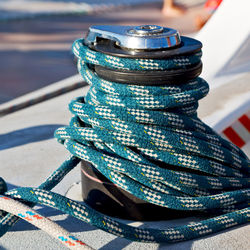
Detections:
[84, 25, 202, 59]
[84, 25, 203, 85]
[85, 25, 181, 50]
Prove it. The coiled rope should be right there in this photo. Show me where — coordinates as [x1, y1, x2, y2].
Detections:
[0, 38, 249, 248]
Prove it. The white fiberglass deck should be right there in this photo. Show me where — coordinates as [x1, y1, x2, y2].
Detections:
[0, 83, 249, 250]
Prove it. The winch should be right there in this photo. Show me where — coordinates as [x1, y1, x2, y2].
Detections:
[1, 24, 249, 248]
[81, 24, 203, 220]
[84, 25, 202, 85]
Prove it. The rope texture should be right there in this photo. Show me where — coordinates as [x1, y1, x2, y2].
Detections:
[0, 195, 91, 249]
[0, 38, 249, 247]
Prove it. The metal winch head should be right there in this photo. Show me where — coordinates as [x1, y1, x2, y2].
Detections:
[84, 25, 203, 85]
[85, 24, 182, 52]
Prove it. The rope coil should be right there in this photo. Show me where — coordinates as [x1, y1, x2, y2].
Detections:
[0, 38, 249, 248]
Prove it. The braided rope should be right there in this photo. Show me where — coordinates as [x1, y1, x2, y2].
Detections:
[0, 195, 91, 249]
[0, 38, 249, 248]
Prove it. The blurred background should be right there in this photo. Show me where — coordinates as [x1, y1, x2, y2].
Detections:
[0, 0, 207, 105]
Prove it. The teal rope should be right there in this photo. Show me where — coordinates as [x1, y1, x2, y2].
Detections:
[0, 38, 249, 244]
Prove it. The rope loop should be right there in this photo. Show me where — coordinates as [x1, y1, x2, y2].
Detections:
[0, 38, 249, 247]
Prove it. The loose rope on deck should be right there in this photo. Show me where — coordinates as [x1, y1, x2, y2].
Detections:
[0, 195, 91, 249]
[0, 38, 249, 248]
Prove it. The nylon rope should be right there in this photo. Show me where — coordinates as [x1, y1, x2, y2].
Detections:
[0, 38, 249, 248]
[0, 195, 91, 249]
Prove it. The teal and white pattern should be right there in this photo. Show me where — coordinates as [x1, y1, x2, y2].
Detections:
[0, 37, 249, 246]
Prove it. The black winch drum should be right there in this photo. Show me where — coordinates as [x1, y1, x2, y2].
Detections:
[81, 25, 203, 220]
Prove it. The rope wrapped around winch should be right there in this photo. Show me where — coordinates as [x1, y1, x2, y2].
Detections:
[0, 38, 249, 248]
